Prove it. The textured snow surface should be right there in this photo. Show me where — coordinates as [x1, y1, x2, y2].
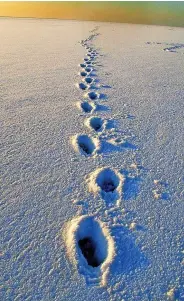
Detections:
[1, 18, 184, 301]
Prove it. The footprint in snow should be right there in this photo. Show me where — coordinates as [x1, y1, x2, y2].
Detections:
[88, 51, 96, 55]
[86, 91, 99, 100]
[86, 65, 94, 70]
[83, 77, 94, 84]
[63, 215, 115, 286]
[87, 167, 124, 206]
[85, 116, 104, 132]
[89, 55, 96, 60]
[78, 101, 96, 113]
[72, 134, 100, 156]
[80, 71, 87, 77]
[85, 67, 93, 73]
[80, 63, 86, 68]
[77, 82, 88, 90]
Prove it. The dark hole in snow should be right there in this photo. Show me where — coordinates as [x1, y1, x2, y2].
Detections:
[88, 92, 98, 100]
[101, 180, 116, 192]
[80, 63, 86, 68]
[78, 237, 100, 267]
[80, 71, 87, 77]
[79, 143, 91, 154]
[79, 83, 87, 90]
[78, 135, 95, 155]
[115, 138, 122, 143]
[85, 67, 92, 73]
[81, 102, 93, 113]
[74, 216, 109, 271]
[85, 77, 93, 84]
[90, 117, 103, 131]
[96, 168, 120, 193]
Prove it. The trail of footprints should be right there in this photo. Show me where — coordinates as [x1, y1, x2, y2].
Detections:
[62, 27, 174, 297]
[146, 41, 184, 54]
[64, 27, 139, 287]
[64, 28, 169, 289]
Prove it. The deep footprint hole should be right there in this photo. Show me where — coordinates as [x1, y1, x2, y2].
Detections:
[77, 217, 108, 268]
[78, 237, 100, 267]
[88, 91, 98, 100]
[96, 169, 120, 193]
[78, 83, 88, 90]
[85, 77, 93, 84]
[85, 67, 92, 73]
[78, 135, 95, 155]
[80, 71, 87, 77]
[81, 102, 93, 113]
[86, 65, 93, 69]
[90, 117, 103, 131]
[80, 63, 86, 68]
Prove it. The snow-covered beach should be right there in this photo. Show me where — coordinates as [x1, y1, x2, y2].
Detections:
[1, 18, 184, 300]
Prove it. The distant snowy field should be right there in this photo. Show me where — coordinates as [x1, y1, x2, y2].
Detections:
[1, 18, 184, 301]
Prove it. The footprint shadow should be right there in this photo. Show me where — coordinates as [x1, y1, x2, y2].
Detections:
[99, 93, 107, 100]
[120, 169, 142, 201]
[101, 140, 137, 155]
[101, 85, 112, 89]
[89, 72, 98, 77]
[123, 176, 141, 200]
[96, 104, 111, 112]
[110, 225, 148, 276]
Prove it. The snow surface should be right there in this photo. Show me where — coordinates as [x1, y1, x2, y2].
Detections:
[1, 18, 184, 301]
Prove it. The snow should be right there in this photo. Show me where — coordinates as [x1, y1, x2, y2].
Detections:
[1, 18, 184, 301]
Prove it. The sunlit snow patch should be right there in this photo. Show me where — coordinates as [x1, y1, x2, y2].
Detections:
[63, 215, 115, 286]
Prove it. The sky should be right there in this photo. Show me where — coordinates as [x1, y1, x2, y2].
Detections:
[0, 1, 184, 27]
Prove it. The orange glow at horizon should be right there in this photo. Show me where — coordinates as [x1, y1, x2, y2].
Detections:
[0, 2, 184, 27]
